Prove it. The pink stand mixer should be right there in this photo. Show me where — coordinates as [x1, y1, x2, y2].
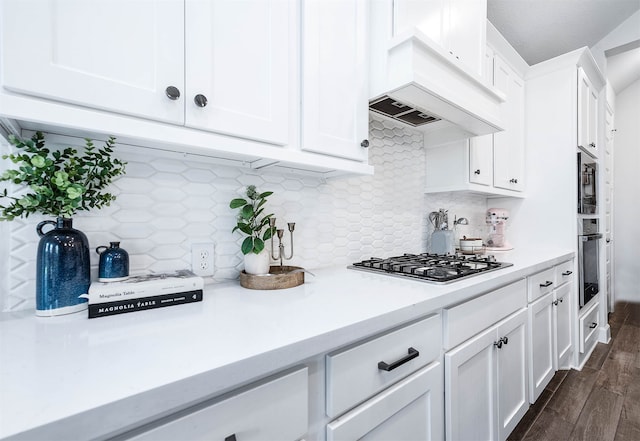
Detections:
[486, 208, 513, 251]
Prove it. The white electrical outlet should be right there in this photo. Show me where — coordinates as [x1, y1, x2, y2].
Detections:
[191, 243, 215, 277]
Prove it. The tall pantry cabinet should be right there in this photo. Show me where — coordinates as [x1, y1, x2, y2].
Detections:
[493, 47, 607, 369]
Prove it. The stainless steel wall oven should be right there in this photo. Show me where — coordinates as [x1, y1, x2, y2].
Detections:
[578, 218, 602, 308]
[578, 151, 597, 214]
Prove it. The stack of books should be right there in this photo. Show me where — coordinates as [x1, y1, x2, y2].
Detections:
[85, 270, 204, 319]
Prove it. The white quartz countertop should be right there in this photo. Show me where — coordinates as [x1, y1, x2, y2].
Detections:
[0, 248, 573, 440]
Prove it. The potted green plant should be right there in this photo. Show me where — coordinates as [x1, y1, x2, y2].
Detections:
[0, 131, 126, 316]
[229, 185, 276, 275]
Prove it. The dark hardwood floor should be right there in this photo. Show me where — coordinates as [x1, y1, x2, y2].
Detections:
[508, 301, 640, 441]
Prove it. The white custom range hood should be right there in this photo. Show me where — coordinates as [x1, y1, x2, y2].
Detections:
[370, 10, 505, 145]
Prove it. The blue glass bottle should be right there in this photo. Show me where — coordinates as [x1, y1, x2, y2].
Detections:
[36, 218, 90, 316]
[96, 241, 129, 282]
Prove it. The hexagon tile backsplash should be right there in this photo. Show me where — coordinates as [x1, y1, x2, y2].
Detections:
[0, 117, 488, 312]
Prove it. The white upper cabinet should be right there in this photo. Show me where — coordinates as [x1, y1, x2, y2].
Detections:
[468, 135, 493, 187]
[301, 0, 369, 161]
[1, 0, 185, 124]
[425, 46, 525, 197]
[1, 0, 290, 146]
[0, 0, 374, 176]
[185, 0, 291, 145]
[393, 0, 487, 77]
[444, 0, 487, 77]
[492, 55, 525, 192]
[577, 67, 598, 156]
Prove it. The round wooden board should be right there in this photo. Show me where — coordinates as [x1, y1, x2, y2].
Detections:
[240, 266, 305, 290]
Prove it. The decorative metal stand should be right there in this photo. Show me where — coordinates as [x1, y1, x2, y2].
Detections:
[269, 218, 295, 266]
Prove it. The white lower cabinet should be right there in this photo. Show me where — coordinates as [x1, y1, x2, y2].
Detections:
[579, 300, 600, 354]
[445, 308, 528, 441]
[527, 292, 554, 403]
[326, 314, 443, 441]
[125, 367, 308, 441]
[326, 361, 443, 441]
[553, 282, 573, 369]
[527, 260, 576, 401]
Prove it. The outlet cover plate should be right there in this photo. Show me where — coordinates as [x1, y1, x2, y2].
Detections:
[192, 243, 214, 277]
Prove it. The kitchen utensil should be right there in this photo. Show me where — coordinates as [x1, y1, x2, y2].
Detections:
[428, 209, 449, 230]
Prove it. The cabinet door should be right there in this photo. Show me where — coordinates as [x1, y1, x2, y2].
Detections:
[469, 135, 493, 186]
[527, 292, 554, 403]
[577, 67, 591, 151]
[1, 0, 184, 124]
[588, 83, 598, 152]
[554, 282, 573, 369]
[496, 309, 529, 441]
[445, 326, 497, 441]
[443, 0, 487, 77]
[493, 56, 525, 191]
[393, 0, 446, 44]
[185, 0, 291, 145]
[327, 362, 443, 441]
[301, 0, 369, 161]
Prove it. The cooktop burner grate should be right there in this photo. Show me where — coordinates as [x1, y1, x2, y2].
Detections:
[349, 253, 512, 283]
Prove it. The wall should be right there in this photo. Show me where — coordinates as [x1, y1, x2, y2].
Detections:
[591, 10, 640, 74]
[613, 79, 640, 302]
[0, 116, 488, 312]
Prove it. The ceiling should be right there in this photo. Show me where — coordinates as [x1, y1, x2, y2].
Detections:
[487, 0, 640, 92]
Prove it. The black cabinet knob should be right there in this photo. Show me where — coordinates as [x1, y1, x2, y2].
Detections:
[360, 139, 370, 148]
[194, 94, 208, 107]
[474, 169, 481, 175]
[494, 339, 503, 349]
[165, 86, 180, 100]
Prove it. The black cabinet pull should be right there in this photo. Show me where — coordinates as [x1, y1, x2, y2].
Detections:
[378, 347, 419, 371]
[494, 339, 503, 349]
[502, 336, 508, 345]
[589, 322, 597, 329]
[540, 281, 553, 288]
[225, 435, 237, 441]
[562, 271, 573, 276]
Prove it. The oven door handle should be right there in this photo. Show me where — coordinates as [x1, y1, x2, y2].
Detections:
[580, 233, 603, 241]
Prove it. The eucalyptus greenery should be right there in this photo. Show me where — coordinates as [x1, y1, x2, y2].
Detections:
[0, 131, 126, 220]
[229, 185, 276, 255]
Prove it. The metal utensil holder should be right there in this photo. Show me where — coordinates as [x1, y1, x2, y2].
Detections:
[269, 218, 295, 266]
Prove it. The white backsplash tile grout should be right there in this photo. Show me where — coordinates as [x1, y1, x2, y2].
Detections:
[0, 117, 488, 312]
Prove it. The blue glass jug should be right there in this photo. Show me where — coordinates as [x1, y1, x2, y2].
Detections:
[96, 241, 129, 282]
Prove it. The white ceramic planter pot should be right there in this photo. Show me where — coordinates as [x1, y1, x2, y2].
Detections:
[244, 249, 271, 275]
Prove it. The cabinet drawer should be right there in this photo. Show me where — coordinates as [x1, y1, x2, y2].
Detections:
[579, 301, 599, 354]
[527, 267, 555, 302]
[443, 279, 526, 350]
[128, 367, 308, 441]
[326, 361, 443, 441]
[326, 314, 441, 418]
[555, 260, 574, 287]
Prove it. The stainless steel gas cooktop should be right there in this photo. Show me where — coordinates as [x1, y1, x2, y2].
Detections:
[348, 253, 512, 284]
